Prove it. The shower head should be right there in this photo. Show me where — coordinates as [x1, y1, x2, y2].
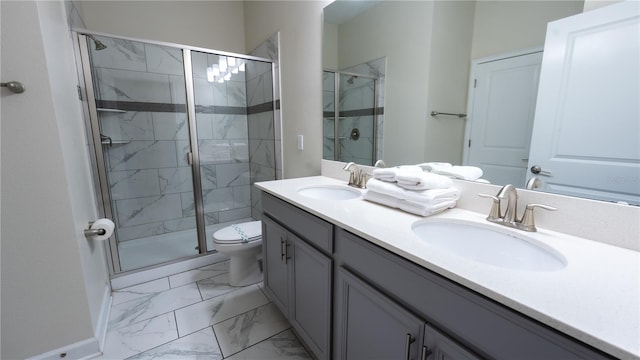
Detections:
[347, 75, 358, 84]
[88, 35, 107, 51]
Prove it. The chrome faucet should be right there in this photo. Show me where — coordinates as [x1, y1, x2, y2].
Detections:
[343, 162, 368, 188]
[479, 184, 556, 232]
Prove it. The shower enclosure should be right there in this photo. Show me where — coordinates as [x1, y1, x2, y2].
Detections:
[77, 32, 277, 274]
[323, 70, 381, 166]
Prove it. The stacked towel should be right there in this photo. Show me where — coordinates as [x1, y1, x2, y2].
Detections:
[367, 178, 460, 205]
[372, 165, 422, 182]
[417, 162, 452, 173]
[366, 163, 464, 217]
[363, 190, 456, 217]
[435, 166, 483, 181]
[395, 172, 453, 190]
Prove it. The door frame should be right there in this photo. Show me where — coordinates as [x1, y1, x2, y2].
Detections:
[462, 47, 543, 166]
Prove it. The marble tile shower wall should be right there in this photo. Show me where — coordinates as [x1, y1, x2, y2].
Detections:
[91, 36, 253, 242]
[323, 58, 386, 164]
[191, 51, 253, 230]
[248, 33, 281, 220]
[343, 57, 386, 162]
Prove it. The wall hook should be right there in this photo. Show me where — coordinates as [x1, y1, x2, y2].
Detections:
[1, 81, 26, 94]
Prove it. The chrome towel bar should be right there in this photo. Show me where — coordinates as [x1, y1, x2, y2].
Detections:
[431, 111, 466, 118]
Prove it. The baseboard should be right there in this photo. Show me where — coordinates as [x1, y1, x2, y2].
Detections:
[110, 252, 229, 290]
[26, 337, 100, 360]
[95, 284, 112, 351]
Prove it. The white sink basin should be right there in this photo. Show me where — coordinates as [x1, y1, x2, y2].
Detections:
[412, 220, 566, 271]
[297, 185, 362, 200]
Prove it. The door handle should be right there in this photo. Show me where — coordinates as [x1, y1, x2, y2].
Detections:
[421, 345, 433, 360]
[404, 333, 415, 360]
[530, 165, 551, 176]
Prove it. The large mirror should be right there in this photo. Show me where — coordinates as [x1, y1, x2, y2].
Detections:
[323, 0, 640, 205]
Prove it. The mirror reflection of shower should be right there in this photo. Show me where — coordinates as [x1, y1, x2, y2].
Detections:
[322, 64, 385, 166]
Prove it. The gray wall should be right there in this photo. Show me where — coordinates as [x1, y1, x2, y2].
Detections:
[1, 1, 109, 358]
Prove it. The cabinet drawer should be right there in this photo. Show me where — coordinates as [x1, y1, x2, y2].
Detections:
[335, 228, 613, 360]
[262, 192, 333, 254]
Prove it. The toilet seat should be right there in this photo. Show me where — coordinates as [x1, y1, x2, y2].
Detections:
[213, 220, 262, 244]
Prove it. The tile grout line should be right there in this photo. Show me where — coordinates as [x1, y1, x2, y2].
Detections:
[176, 288, 271, 340]
[220, 327, 293, 359]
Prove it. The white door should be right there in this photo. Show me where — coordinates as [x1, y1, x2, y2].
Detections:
[464, 51, 543, 186]
[528, 1, 640, 205]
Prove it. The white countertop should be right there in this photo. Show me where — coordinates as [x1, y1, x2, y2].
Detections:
[256, 176, 640, 359]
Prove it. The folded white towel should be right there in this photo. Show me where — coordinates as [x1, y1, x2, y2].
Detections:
[435, 166, 484, 181]
[363, 190, 456, 217]
[366, 178, 460, 204]
[363, 189, 400, 208]
[416, 162, 452, 172]
[372, 166, 423, 182]
[396, 172, 453, 190]
[399, 199, 457, 217]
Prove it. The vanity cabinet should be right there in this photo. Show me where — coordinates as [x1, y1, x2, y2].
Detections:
[335, 266, 483, 360]
[261, 193, 333, 360]
[335, 228, 613, 360]
[261, 191, 614, 360]
[334, 267, 424, 360]
[423, 324, 482, 360]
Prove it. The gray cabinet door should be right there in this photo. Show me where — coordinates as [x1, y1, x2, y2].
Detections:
[334, 267, 424, 360]
[423, 324, 481, 360]
[262, 215, 289, 313]
[290, 234, 332, 360]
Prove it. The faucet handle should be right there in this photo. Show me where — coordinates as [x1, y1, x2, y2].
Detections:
[518, 203, 557, 232]
[478, 193, 501, 221]
[359, 171, 371, 188]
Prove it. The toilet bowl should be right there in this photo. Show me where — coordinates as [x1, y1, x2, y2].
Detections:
[213, 221, 263, 287]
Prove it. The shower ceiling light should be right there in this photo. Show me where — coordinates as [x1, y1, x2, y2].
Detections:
[219, 57, 228, 72]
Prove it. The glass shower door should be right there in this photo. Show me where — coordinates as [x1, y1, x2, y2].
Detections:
[189, 51, 278, 249]
[84, 34, 199, 272]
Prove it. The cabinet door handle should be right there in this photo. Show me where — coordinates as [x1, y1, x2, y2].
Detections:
[284, 242, 291, 264]
[421, 345, 433, 360]
[405, 333, 415, 360]
[280, 237, 285, 262]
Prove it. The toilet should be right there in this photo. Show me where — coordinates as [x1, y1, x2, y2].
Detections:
[213, 220, 263, 287]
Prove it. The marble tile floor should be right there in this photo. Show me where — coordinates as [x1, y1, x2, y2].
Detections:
[95, 261, 311, 359]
